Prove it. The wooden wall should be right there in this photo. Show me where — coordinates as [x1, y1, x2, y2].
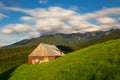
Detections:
[28, 56, 56, 64]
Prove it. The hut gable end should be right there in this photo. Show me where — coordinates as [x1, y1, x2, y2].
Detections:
[28, 43, 55, 57]
[28, 43, 65, 64]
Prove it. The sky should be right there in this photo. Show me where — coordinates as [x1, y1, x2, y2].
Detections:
[0, 0, 120, 46]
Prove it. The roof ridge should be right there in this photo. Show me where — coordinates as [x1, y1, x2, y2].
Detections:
[43, 44, 60, 56]
[28, 43, 64, 57]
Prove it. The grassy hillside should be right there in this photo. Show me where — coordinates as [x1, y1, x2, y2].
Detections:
[9, 38, 120, 80]
[0, 30, 120, 80]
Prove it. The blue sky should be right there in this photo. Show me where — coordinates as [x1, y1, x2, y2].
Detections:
[0, 0, 120, 46]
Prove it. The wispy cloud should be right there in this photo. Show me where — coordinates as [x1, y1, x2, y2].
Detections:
[0, 1, 5, 7]
[83, 8, 120, 19]
[97, 17, 117, 25]
[1, 24, 30, 34]
[0, 13, 7, 19]
[39, 0, 47, 4]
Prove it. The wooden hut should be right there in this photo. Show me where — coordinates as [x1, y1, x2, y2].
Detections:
[28, 43, 65, 64]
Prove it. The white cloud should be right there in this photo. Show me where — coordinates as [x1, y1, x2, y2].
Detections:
[83, 8, 120, 20]
[1, 5, 76, 19]
[69, 20, 93, 29]
[36, 18, 64, 30]
[39, 0, 47, 4]
[20, 16, 35, 22]
[0, 13, 7, 19]
[97, 17, 116, 25]
[28, 32, 40, 38]
[1, 24, 30, 34]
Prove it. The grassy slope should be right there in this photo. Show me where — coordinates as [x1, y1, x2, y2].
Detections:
[0, 30, 120, 80]
[9, 39, 120, 80]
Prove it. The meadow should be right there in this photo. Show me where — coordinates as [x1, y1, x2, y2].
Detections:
[9, 38, 120, 80]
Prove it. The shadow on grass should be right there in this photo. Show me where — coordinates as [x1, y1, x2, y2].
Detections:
[0, 67, 18, 80]
[57, 45, 74, 54]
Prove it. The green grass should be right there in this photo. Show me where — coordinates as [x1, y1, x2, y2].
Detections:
[9, 38, 120, 80]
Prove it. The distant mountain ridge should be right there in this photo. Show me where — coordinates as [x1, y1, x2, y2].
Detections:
[4, 29, 120, 48]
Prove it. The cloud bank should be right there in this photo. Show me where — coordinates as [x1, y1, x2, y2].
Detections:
[0, 3, 120, 39]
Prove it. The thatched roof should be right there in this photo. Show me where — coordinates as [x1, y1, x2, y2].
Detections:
[28, 43, 65, 57]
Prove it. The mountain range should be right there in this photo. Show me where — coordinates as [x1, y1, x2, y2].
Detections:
[4, 29, 120, 49]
